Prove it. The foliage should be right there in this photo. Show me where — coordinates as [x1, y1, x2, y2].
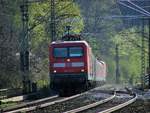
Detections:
[0, 0, 83, 88]
[78, 0, 148, 85]
[0, 0, 22, 88]
[112, 28, 147, 84]
[55, 1, 84, 37]
[78, 0, 123, 83]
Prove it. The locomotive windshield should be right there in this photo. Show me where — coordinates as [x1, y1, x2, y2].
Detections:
[54, 48, 68, 57]
[69, 47, 83, 57]
[53, 47, 83, 58]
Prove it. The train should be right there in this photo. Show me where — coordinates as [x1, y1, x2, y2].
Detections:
[49, 34, 106, 95]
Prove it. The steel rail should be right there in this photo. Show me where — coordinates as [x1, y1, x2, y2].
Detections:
[0, 88, 23, 100]
[63, 90, 136, 113]
[1, 92, 38, 103]
[3, 95, 59, 112]
[98, 94, 137, 113]
[63, 92, 116, 113]
[4, 92, 87, 113]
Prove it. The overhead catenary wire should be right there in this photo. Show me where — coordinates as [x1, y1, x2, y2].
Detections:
[127, 0, 150, 16]
[118, 1, 150, 17]
[119, 0, 150, 2]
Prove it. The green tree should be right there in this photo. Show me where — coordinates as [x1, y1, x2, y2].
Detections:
[112, 28, 147, 84]
[0, 0, 84, 88]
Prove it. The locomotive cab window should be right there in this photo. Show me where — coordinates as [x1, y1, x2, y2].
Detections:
[53, 46, 83, 58]
[54, 48, 67, 58]
[69, 47, 83, 57]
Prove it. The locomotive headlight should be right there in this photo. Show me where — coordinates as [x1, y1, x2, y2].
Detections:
[81, 69, 84, 72]
[67, 59, 70, 62]
[53, 70, 57, 73]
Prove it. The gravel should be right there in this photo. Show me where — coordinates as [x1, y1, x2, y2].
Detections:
[80, 95, 133, 113]
[28, 91, 112, 113]
[113, 99, 150, 113]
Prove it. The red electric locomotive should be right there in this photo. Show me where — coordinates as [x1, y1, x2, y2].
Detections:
[49, 35, 106, 95]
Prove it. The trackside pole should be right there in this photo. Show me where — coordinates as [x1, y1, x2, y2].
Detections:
[20, 0, 30, 94]
[115, 44, 120, 84]
[148, 18, 150, 89]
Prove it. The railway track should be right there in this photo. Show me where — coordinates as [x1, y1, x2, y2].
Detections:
[0, 88, 22, 100]
[2, 95, 60, 113]
[65, 91, 137, 113]
[29, 89, 136, 113]
[2, 92, 87, 113]
[26, 89, 115, 113]
[2, 86, 136, 113]
[1, 86, 111, 113]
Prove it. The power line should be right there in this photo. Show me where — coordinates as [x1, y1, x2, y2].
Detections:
[142, 6, 150, 8]
[127, 0, 150, 16]
[120, 0, 150, 1]
[118, 1, 150, 17]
